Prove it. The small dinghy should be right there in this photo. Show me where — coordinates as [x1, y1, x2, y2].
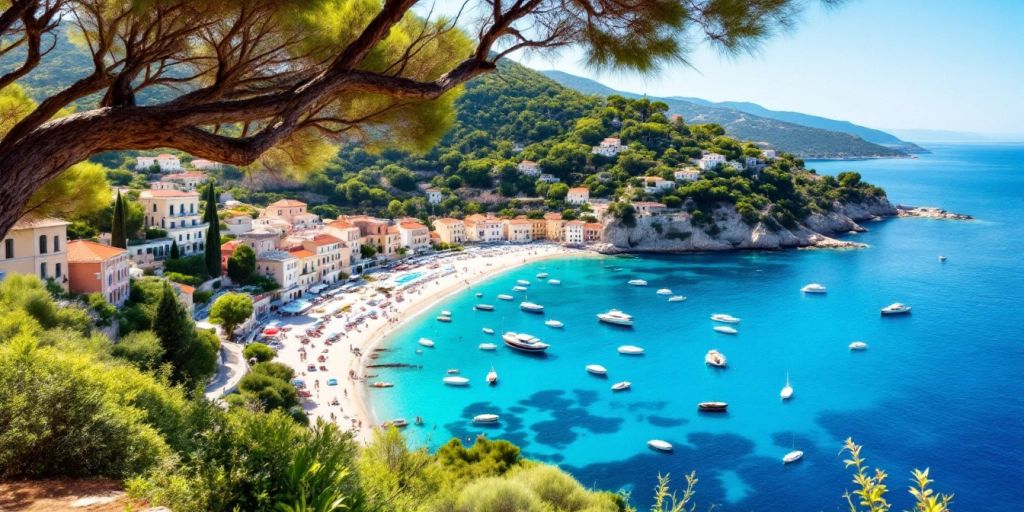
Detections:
[418, 338, 435, 347]
[520, 301, 544, 313]
[617, 345, 645, 355]
[627, 279, 648, 286]
[714, 325, 738, 335]
[586, 364, 608, 376]
[475, 292, 483, 298]
[516, 280, 531, 286]
[512, 286, 527, 292]
[475, 304, 494, 311]
[443, 376, 469, 386]
[648, 440, 673, 452]
[548, 279, 561, 285]
[436, 315, 452, 322]
[478, 343, 497, 351]
[446, 369, 460, 375]
[849, 341, 869, 351]
[473, 413, 500, 424]
[497, 294, 514, 301]
[656, 288, 672, 295]
[611, 381, 631, 391]
[482, 327, 495, 334]
[536, 272, 549, 279]
[371, 382, 394, 388]
[698, 401, 728, 412]
[486, 366, 498, 385]
[711, 313, 740, 323]
[668, 295, 686, 302]
[545, 319, 564, 328]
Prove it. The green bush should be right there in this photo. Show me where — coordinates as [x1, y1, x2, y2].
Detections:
[111, 331, 165, 371]
[164, 271, 201, 286]
[454, 478, 546, 512]
[243, 342, 274, 363]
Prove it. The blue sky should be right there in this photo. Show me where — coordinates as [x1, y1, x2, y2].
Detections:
[426, 1, 1024, 136]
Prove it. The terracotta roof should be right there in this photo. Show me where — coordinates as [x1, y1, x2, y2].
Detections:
[386, 226, 399, 234]
[505, 219, 531, 225]
[327, 220, 355, 229]
[289, 248, 316, 258]
[268, 199, 306, 208]
[162, 171, 206, 180]
[175, 283, 195, 294]
[399, 221, 427, 230]
[584, 223, 604, 229]
[67, 240, 126, 262]
[543, 212, 562, 220]
[141, 189, 199, 198]
[433, 218, 462, 225]
[157, 153, 176, 159]
[221, 240, 240, 251]
[11, 215, 70, 230]
[309, 234, 341, 246]
[568, 187, 589, 193]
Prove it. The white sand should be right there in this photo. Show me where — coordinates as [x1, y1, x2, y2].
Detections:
[270, 243, 590, 442]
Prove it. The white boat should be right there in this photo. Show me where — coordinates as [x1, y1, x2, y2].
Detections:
[849, 341, 869, 351]
[478, 343, 497, 351]
[516, 279, 531, 286]
[705, 349, 727, 367]
[656, 288, 673, 295]
[502, 332, 550, 352]
[545, 319, 564, 328]
[617, 345, 645, 355]
[418, 338, 435, 348]
[611, 381, 631, 391]
[548, 279, 561, 285]
[475, 292, 483, 298]
[801, 283, 827, 294]
[443, 376, 469, 386]
[436, 315, 452, 322]
[497, 294, 514, 301]
[711, 313, 741, 324]
[648, 440, 673, 452]
[371, 381, 394, 388]
[668, 295, 686, 302]
[512, 286, 528, 292]
[475, 304, 494, 311]
[939, 255, 947, 262]
[714, 325, 738, 335]
[520, 301, 544, 313]
[441, 311, 452, 316]
[536, 272, 549, 279]
[880, 303, 912, 315]
[486, 366, 498, 385]
[586, 364, 608, 375]
[447, 369, 460, 375]
[783, 450, 804, 464]
[482, 328, 495, 334]
[597, 309, 634, 326]
[473, 413, 500, 424]
[780, 373, 794, 400]
[627, 279, 648, 286]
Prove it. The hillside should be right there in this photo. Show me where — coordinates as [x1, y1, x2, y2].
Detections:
[540, 70, 911, 159]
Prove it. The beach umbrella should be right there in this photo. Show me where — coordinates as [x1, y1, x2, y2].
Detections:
[263, 327, 279, 335]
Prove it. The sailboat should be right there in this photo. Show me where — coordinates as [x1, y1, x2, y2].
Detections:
[780, 373, 794, 400]
[783, 434, 803, 464]
[486, 366, 498, 385]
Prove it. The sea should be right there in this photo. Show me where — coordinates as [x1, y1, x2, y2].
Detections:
[369, 143, 1024, 511]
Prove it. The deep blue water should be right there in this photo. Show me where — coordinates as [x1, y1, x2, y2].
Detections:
[371, 144, 1024, 511]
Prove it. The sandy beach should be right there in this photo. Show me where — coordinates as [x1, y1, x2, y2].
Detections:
[269, 242, 592, 442]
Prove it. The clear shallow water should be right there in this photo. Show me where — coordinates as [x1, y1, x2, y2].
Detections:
[371, 144, 1024, 511]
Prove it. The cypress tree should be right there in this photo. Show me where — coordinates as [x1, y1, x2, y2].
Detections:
[153, 281, 194, 383]
[170, 240, 180, 259]
[204, 181, 221, 276]
[110, 191, 128, 248]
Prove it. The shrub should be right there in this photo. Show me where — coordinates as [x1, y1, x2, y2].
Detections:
[454, 478, 546, 512]
[111, 331, 165, 370]
[243, 342, 274, 363]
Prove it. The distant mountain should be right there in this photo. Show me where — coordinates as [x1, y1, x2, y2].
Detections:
[541, 70, 912, 160]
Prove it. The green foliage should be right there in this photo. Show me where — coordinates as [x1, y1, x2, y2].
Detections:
[164, 255, 209, 280]
[111, 331, 165, 371]
[204, 182, 222, 277]
[111, 191, 128, 249]
[85, 292, 117, 327]
[209, 292, 253, 341]
[360, 243, 377, 258]
[841, 438, 953, 512]
[164, 271, 201, 286]
[170, 241, 181, 259]
[228, 244, 257, 283]
[243, 342, 274, 363]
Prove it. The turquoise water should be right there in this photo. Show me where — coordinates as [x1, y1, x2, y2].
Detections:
[394, 271, 424, 285]
[371, 144, 1024, 511]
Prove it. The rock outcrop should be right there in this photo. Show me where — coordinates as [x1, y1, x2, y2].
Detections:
[594, 196, 899, 254]
[895, 205, 973, 220]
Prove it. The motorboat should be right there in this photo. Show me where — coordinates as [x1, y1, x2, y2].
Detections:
[627, 279, 648, 286]
[801, 283, 827, 294]
[881, 303, 912, 315]
[482, 328, 495, 334]
[486, 366, 498, 385]
[497, 294, 514, 301]
[705, 350, 727, 367]
[597, 309, 634, 326]
[548, 279, 561, 285]
[611, 381, 631, 391]
[586, 364, 608, 376]
[939, 255, 947, 262]
[382, 418, 409, 428]
[656, 288, 673, 295]
[698, 401, 728, 412]
[512, 286, 528, 292]
[441, 310, 452, 316]
[780, 373, 794, 400]
[783, 450, 804, 464]
[617, 345, 645, 355]
[478, 343, 497, 351]
[711, 313, 740, 323]
[475, 304, 495, 311]
[446, 369, 460, 375]
[475, 292, 483, 298]
[536, 272, 549, 279]
[668, 295, 686, 302]
[473, 413, 500, 424]
[371, 381, 394, 388]
[516, 279, 531, 286]
[502, 332, 550, 352]
[545, 319, 564, 328]
[849, 341, 869, 351]
[436, 315, 452, 322]
[520, 301, 544, 313]
[443, 376, 470, 386]
[418, 338, 435, 347]
[648, 439, 673, 452]
[714, 325, 738, 335]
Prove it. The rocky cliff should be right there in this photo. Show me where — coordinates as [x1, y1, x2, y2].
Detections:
[594, 196, 897, 253]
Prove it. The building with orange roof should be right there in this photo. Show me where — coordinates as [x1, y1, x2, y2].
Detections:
[0, 215, 70, 289]
[432, 218, 466, 244]
[160, 171, 207, 191]
[138, 188, 208, 257]
[563, 220, 585, 245]
[464, 214, 503, 243]
[288, 247, 318, 289]
[136, 153, 181, 172]
[172, 282, 195, 313]
[396, 219, 430, 253]
[542, 212, 565, 241]
[566, 187, 590, 205]
[502, 218, 533, 243]
[632, 201, 667, 215]
[342, 215, 400, 260]
[260, 198, 319, 231]
[302, 234, 344, 283]
[583, 222, 604, 242]
[323, 219, 363, 274]
[190, 159, 223, 171]
[66, 240, 131, 305]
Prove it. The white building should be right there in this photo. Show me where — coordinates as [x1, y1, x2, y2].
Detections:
[761, 149, 777, 160]
[396, 219, 430, 253]
[563, 220, 585, 245]
[674, 169, 701, 182]
[632, 201, 667, 216]
[642, 176, 675, 194]
[426, 188, 443, 205]
[191, 159, 223, 170]
[538, 173, 560, 183]
[566, 187, 590, 205]
[591, 137, 623, 157]
[517, 160, 541, 177]
[138, 189, 208, 256]
[464, 214, 504, 243]
[160, 171, 206, 191]
[744, 156, 760, 169]
[224, 215, 253, 235]
[136, 153, 181, 172]
[698, 153, 727, 171]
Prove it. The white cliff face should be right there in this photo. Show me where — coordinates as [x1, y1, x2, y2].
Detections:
[595, 196, 897, 253]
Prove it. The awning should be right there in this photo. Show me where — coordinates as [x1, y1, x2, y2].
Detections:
[310, 284, 328, 294]
[281, 299, 314, 314]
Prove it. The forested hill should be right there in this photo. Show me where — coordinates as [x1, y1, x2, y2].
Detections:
[541, 69, 912, 159]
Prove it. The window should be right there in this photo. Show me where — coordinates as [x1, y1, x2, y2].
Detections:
[38, 235, 47, 254]
[55, 263, 62, 278]
[4, 239, 12, 259]
[40, 262, 47, 279]
[53, 235, 60, 252]
[153, 204, 157, 212]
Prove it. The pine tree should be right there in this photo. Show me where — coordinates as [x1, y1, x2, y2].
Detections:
[110, 191, 127, 248]
[153, 281, 194, 384]
[203, 181, 221, 276]
[170, 240, 180, 259]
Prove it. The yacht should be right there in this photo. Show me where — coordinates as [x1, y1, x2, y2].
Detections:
[705, 350, 727, 367]
[783, 450, 804, 464]
[648, 439, 673, 452]
[611, 381, 631, 391]
[536, 272, 549, 279]
[436, 315, 452, 322]
[668, 295, 686, 302]
[849, 341, 869, 351]
[520, 301, 545, 313]
[512, 286, 528, 292]
[475, 304, 494, 311]
[486, 367, 498, 385]
[714, 325, 738, 335]
[516, 279, 531, 286]
[473, 413, 500, 424]
[801, 283, 827, 294]
[710, 313, 741, 324]
[482, 327, 495, 334]
[597, 309, 634, 326]
[497, 294, 514, 301]
[548, 279, 561, 285]
[478, 343, 497, 351]
[545, 319, 564, 328]
[586, 364, 608, 376]
[418, 338, 435, 348]
[617, 345, 645, 355]
[656, 288, 673, 295]
[443, 376, 470, 386]
[446, 369, 460, 375]
[780, 373, 794, 400]
[881, 303, 912, 315]
[697, 401, 728, 412]
[627, 279, 648, 286]
[502, 332, 550, 352]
